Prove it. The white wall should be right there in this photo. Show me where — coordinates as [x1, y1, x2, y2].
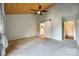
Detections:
[5, 14, 39, 40]
[44, 21, 51, 38]
[76, 4, 79, 46]
[76, 19, 79, 45]
[42, 3, 78, 41]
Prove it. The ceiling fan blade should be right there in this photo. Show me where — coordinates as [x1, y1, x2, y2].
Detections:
[33, 12, 37, 14]
[39, 5, 41, 10]
[40, 13, 42, 16]
[30, 9, 37, 11]
[41, 10, 48, 12]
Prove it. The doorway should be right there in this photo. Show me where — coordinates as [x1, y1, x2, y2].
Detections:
[64, 20, 74, 40]
[40, 19, 52, 38]
[40, 22, 45, 37]
[62, 16, 76, 40]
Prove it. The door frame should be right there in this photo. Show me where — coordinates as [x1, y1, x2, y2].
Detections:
[62, 15, 76, 40]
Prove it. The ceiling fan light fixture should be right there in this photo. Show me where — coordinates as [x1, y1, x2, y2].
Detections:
[30, 4, 48, 15]
[37, 11, 40, 14]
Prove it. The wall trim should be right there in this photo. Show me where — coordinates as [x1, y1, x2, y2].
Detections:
[7, 35, 39, 41]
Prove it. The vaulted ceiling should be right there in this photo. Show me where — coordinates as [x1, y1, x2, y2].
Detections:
[4, 3, 55, 15]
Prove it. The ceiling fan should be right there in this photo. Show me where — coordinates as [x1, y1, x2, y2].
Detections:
[30, 4, 48, 16]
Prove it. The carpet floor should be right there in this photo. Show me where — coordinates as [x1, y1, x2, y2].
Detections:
[6, 37, 79, 56]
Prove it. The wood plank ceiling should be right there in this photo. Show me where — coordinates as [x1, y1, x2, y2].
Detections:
[4, 3, 55, 14]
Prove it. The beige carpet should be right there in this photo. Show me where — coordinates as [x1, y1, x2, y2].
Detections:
[6, 37, 79, 56]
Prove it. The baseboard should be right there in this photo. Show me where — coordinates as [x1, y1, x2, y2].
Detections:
[45, 36, 62, 41]
[7, 35, 39, 41]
